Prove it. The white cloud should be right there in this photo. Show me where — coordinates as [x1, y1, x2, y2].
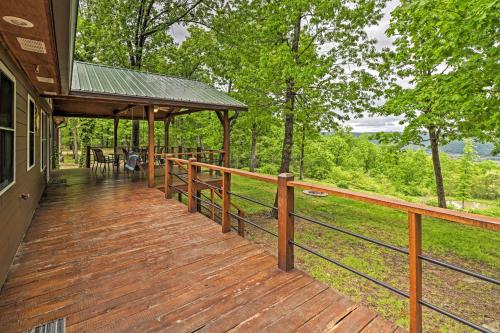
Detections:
[347, 114, 405, 132]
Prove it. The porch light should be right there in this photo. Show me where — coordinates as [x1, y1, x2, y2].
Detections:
[53, 116, 65, 126]
[2, 16, 34, 28]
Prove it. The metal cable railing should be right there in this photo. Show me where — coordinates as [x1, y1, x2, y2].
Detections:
[229, 212, 277, 237]
[228, 191, 278, 211]
[419, 255, 499, 285]
[290, 239, 409, 298]
[291, 212, 408, 254]
[289, 210, 498, 333]
[192, 178, 221, 191]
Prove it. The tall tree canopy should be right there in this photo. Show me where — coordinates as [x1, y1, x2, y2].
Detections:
[76, 0, 215, 146]
[377, 0, 500, 207]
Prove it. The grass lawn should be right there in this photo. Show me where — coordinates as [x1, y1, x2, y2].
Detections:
[207, 175, 500, 332]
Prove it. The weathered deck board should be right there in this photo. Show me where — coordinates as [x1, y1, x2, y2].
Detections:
[0, 169, 400, 332]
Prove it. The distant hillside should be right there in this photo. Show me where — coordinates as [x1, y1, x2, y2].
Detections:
[350, 132, 497, 159]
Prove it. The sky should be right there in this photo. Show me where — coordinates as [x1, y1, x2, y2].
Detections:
[169, 0, 404, 132]
[355, 0, 404, 132]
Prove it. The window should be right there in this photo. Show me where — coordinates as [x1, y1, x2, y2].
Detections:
[40, 111, 47, 171]
[27, 95, 36, 170]
[0, 62, 16, 195]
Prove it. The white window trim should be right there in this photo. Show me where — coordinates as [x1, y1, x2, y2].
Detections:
[40, 110, 47, 172]
[0, 60, 16, 197]
[27, 94, 36, 171]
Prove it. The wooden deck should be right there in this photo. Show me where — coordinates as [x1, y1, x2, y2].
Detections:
[0, 169, 401, 332]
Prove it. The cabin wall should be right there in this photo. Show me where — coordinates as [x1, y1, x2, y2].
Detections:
[0, 43, 52, 288]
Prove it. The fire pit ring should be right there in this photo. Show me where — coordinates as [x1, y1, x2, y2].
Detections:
[303, 190, 328, 197]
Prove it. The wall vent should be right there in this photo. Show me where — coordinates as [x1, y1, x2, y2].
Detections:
[37, 76, 54, 84]
[16, 37, 46, 54]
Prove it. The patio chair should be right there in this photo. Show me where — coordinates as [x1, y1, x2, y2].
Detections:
[92, 148, 113, 172]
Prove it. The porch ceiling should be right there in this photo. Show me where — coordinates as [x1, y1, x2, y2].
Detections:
[0, 0, 77, 95]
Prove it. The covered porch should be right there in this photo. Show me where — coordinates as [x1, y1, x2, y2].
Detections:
[52, 61, 244, 189]
[0, 168, 396, 332]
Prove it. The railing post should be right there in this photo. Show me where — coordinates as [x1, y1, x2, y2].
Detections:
[210, 189, 215, 221]
[409, 212, 423, 333]
[86, 145, 91, 168]
[187, 158, 197, 213]
[209, 151, 214, 176]
[238, 210, 245, 237]
[278, 173, 294, 271]
[222, 171, 231, 233]
[164, 154, 173, 199]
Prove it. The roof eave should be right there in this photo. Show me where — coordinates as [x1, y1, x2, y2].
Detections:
[48, 90, 248, 112]
[51, 0, 78, 95]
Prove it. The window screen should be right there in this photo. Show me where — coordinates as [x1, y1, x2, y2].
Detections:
[28, 97, 35, 169]
[0, 70, 15, 193]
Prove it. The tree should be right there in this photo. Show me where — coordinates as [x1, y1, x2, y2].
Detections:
[78, 119, 96, 167]
[76, 0, 213, 146]
[456, 140, 478, 209]
[69, 118, 79, 162]
[378, 0, 500, 208]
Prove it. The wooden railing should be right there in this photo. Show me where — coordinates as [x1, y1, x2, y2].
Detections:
[164, 156, 244, 226]
[156, 149, 224, 168]
[85, 145, 224, 168]
[164, 157, 500, 333]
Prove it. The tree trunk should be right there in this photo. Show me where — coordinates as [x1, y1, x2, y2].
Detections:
[249, 123, 257, 172]
[71, 120, 78, 163]
[428, 127, 447, 208]
[272, 15, 301, 217]
[299, 123, 305, 180]
[277, 16, 301, 174]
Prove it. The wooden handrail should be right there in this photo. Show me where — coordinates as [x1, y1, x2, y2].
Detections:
[288, 181, 500, 231]
[168, 157, 190, 164]
[156, 150, 224, 157]
[190, 161, 278, 184]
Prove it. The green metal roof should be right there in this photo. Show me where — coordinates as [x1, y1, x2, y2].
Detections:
[70, 61, 247, 110]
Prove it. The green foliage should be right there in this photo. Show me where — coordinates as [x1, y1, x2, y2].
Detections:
[456, 140, 478, 208]
[374, 0, 500, 206]
[78, 119, 95, 167]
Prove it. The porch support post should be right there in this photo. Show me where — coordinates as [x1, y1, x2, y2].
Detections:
[147, 105, 155, 188]
[187, 157, 198, 213]
[164, 115, 171, 152]
[113, 116, 119, 156]
[223, 110, 230, 167]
